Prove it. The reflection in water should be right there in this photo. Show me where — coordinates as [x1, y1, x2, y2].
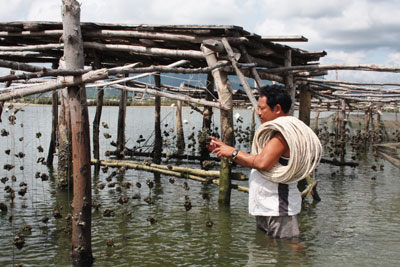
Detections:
[1, 106, 400, 266]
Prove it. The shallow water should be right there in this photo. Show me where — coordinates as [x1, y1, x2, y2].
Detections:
[0, 105, 399, 266]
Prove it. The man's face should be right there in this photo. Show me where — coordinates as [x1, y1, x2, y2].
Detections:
[257, 96, 279, 123]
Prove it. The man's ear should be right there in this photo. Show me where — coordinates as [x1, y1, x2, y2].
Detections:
[273, 104, 283, 114]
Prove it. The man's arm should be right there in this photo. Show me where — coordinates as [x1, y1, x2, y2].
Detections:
[208, 133, 289, 171]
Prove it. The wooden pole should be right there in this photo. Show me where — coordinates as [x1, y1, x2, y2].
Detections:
[116, 81, 127, 158]
[335, 109, 340, 146]
[376, 104, 382, 133]
[176, 97, 185, 152]
[153, 73, 162, 164]
[284, 49, 295, 115]
[239, 45, 263, 89]
[111, 83, 227, 110]
[250, 107, 256, 145]
[364, 107, 370, 133]
[200, 73, 214, 165]
[92, 159, 248, 193]
[91, 55, 103, 163]
[201, 44, 233, 205]
[314, 108, 320, 132]
[221, 38, 257, 109]
[370, 108, 375, 141]
[57, 67, 72, 189]
[340, 99, 346, 161]
[62, 0, 93, 264]
[46, 62, 59, 166]
[298, 83, 311, 126]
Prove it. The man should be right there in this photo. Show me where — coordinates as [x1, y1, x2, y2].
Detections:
[208, 85, 301, 239]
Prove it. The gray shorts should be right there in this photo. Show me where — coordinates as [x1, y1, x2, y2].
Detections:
[256, 214, 300, 239]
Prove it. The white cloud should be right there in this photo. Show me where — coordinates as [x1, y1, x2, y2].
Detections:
[321, 51, 367, 65]
[387, 53, 400, 65]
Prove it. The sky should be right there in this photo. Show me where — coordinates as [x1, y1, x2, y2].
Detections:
[0, 0, 399, 83]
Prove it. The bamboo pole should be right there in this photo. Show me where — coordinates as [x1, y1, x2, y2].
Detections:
[91, 159, 248, 193]
[201, 44, 233, 205]
[62, 1, 93, 264]
[153, 73, 162, 164]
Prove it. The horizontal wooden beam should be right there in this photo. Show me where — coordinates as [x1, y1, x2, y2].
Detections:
[262, 35, 308, 42]
[111, 83, 228, 110]
[266, 64, 400, 74]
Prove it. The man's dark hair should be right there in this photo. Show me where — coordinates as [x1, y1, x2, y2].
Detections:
[258, 84, 292, 113]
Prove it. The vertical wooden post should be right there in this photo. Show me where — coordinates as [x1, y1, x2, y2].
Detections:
[376, 104, 382, 133]
[340, 99, 346, 161]
[62, 0, 93, 265]
[201, 44, 233, 205]
[116, 86, 127, 158]
[335, 109, 340, 145]
[47, 62, 59, 166]
[153, 73, 162, 164]
[364, 107, 370, 133]
[370, 107, 375, 141]
[239, 45, 263, 89]
[284, 49, 295, 115]
[200, 73, 214, 165]
[314, 108, 320, 132]
[298, 83, 311, 126]
[176, 98, 185, 152]
[57, 74, 72, 189]
[250, 107, 256, 144]
[92, 54, 103, 163]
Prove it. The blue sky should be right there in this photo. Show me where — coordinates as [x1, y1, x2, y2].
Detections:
[1, 0, 399, 83]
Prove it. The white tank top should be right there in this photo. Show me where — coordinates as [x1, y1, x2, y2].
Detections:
[248, 168, 301, 216]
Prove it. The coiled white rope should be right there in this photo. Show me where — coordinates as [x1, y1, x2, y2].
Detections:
[251, 116, 323, 184]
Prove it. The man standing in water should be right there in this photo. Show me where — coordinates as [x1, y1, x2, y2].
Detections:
[208, 85, 301, 239]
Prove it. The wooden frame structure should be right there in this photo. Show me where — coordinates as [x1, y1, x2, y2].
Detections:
[0, 1, 399, 264]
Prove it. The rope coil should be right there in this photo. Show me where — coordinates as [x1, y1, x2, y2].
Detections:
[251, 116, 323, 184]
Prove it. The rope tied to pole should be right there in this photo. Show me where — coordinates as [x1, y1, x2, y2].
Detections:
[251, 116, 323, 184]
